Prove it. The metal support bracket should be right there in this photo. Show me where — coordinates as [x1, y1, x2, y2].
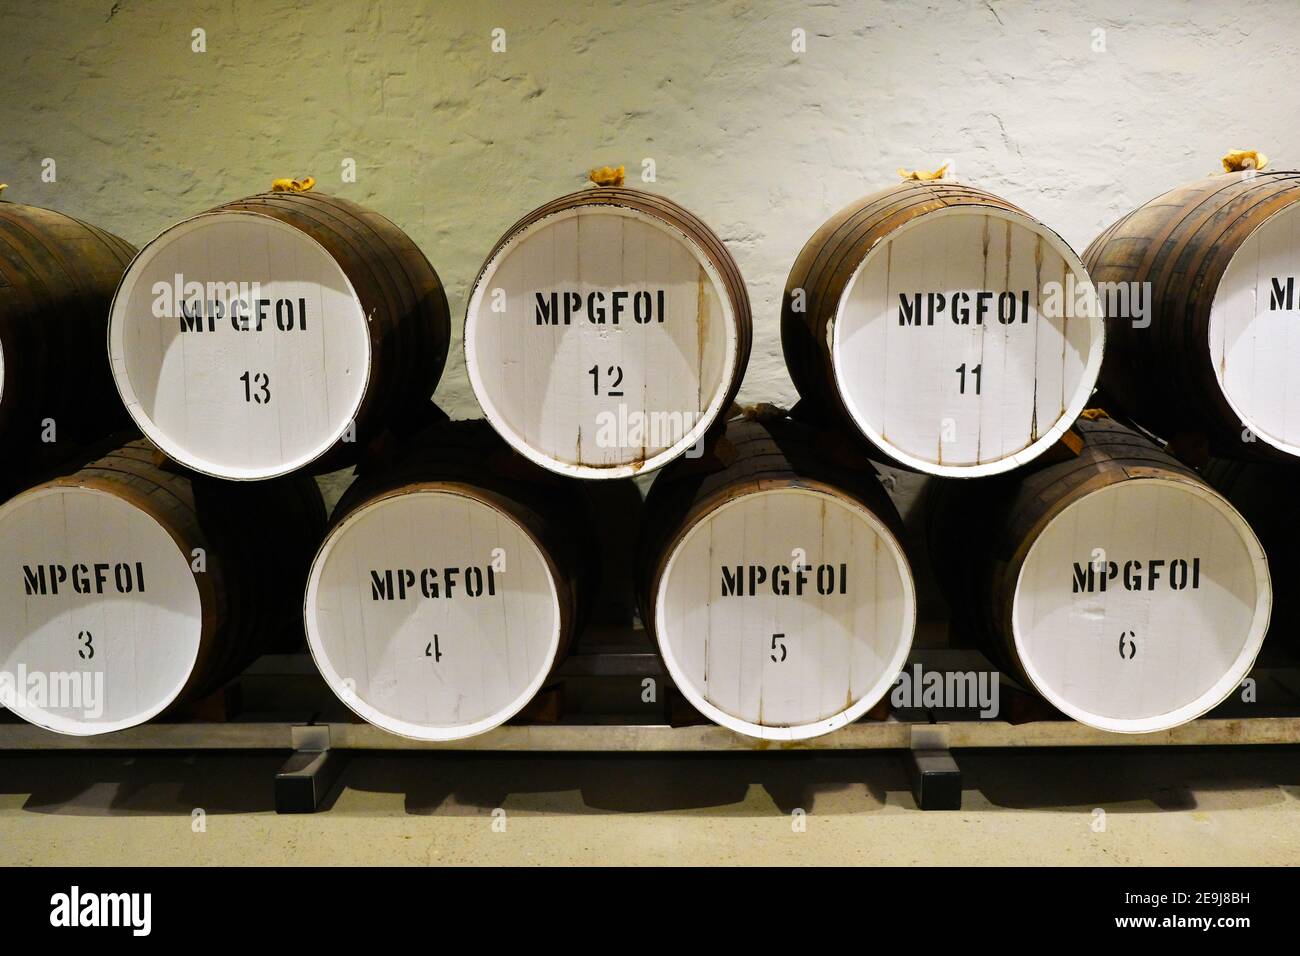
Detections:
[906, 724, 962, 811]
[275, 724, 348, 814]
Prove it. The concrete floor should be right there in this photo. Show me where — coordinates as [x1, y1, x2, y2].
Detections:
[2, 748, 1299, 865]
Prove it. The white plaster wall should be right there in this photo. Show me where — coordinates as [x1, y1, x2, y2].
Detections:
[2, 0, 1297, 424]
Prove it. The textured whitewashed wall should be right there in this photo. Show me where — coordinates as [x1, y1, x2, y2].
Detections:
[3, 0, 1298, 424]
[5, 0, 1298, 627]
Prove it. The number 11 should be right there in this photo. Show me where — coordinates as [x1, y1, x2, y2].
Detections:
[955, 363, 982, 395]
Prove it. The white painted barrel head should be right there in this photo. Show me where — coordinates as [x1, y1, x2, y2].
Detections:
[1210, 202, 1300, 458]
[654, 487, 916, 740]
[1013, 478, 1271, 733]
[465, 203, 739, 478]
[0, 484, 203, 735]
[305, 487, 563, 741]
[108, 212, 371, 479]
[833, 207, 1104, 476]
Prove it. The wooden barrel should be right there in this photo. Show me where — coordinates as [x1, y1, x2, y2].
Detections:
[464, 185, 752, 478]
[927, 415, 1271, 732]
[107, 191, 450, 480]
[1202, 458, 1300, 652]
[305, 419, 596, 740]
[0, 201, 137, 465]
[0, 439, 326, 735]
[1084, 170, 1300, 461]
[582, 477, 644, 626]
[782, 180, 1105, 477]
[637, 415, 916, 740]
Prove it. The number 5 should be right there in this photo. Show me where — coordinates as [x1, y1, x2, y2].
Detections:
[770, 633, 787, 663]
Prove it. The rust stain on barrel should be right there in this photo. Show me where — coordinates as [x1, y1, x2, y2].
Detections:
[697, 266, 709, 413]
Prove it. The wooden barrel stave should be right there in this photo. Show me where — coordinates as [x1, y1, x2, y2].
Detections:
[1084, 171, 1300, 460]
[0, 202, 137, 473]
[201, 192, 450, 460]
[62, 441, 326, 692]
[222, 196, 413, 434]
[1202, 457, 1300, 657]
[218, 193, 445, 437]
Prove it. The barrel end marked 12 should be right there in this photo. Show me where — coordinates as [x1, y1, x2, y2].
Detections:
[464, 187, 751, 479]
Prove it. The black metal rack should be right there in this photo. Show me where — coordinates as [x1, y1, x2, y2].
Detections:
[4, 626, 1297, 813]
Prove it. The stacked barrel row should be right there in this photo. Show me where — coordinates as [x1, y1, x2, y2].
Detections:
[1, 163, 1296, 743]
